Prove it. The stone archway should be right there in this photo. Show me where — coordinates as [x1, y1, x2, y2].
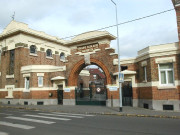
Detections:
[68, 58, 111, 86]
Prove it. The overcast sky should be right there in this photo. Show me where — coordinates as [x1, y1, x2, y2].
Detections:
[0, 0, 178, 58]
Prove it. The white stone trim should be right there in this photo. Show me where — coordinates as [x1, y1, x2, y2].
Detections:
[5, 85, 15, 98]
[141, 61, 147, 67]
[29, 53, 38, 57]
[157, 86, 177, 90]
[51, 76, 65, 80]
[37, 73, 44, 77]
[82, 88, 90, 90]
[109, 53, 117, 56]
[23, 74, 31, 77]
[113, 70, 136, 75]
[0, 72, 1, 76]
[46, 56, 53, 60]
[21, 65, 66, 73]
[133, 80, 180, 88]
[105, 47, 114, 50]
[155, 56, 176, 64]
[29, 87, 57, 91]
[6, 74, 14, 79]
[113, 58, 136, 65]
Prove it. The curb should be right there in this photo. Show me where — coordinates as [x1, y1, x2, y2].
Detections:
[1, 105, 180, 119]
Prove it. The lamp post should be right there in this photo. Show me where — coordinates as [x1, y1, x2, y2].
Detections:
[110, 0, 123, 112]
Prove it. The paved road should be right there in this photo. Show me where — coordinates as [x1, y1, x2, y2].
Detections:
[0, 108, 179, 135]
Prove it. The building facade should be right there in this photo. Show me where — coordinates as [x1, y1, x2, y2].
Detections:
[0, 0, 180, 111]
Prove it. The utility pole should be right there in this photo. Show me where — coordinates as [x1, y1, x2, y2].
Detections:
[110, 0, 123, 112]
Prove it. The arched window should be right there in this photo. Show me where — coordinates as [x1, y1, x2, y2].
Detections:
[46, 49, 52, 57]
[30, 45, 37, 54]
[60, 52, 65, 60]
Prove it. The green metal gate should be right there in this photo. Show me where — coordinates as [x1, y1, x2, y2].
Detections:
[75, 84, 106, 106]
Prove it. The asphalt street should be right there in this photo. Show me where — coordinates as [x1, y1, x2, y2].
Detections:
[0, 108, 180, 135]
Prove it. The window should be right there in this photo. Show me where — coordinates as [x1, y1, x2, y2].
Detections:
[60, 52, 65, 60]
[143, 66, 147, 82]
[30, 45, 37, 54]
[159, 63, 174, 85]
[38, 76, 43, 87]
[46, 49, 52, 57]
[9, 50, 15, 75]
[25, 77, 30, 91]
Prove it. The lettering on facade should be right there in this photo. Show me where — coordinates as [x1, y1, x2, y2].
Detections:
[77, 43, 99, 53]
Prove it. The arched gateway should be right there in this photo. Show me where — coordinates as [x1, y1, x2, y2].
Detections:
[63, 31, 120, 106]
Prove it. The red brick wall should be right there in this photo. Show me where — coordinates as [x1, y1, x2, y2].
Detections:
[0, 46, 66, 89]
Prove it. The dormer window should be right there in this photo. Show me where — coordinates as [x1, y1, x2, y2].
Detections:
[30, 45, 37, 54]
[60, 52, 65, 60]
[46, 49, 52, 57]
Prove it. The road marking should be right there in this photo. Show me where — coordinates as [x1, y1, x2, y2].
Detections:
[0, 131, 9, 135]
[0, 121, 35, 130]
[0, 113, 12, 115]
[6, 116, 55, 124]
[24, 114, 71, 121]
[52, 112, 95, 117]
[38, 113, 84, 118]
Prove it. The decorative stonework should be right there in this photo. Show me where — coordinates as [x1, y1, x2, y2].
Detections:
[15, 43, 28, 48]
[77, 43, 99, 53]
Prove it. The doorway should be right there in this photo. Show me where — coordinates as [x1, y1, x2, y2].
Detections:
[122, 81, 132, 106]
[57, 85, 63, 105]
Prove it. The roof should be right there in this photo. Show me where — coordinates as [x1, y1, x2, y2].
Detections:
[89, 68, 105, 78]
[0, 20, 116, 46]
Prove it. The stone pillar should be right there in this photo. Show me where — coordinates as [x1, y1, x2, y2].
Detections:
[106, 86, 120, 107]
[63, 87, 76, 105]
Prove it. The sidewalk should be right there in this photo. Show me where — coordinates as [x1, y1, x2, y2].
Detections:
[0, 104, 180, 119]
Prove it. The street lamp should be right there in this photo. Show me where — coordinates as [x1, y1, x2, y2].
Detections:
[110, 0, 123, 112]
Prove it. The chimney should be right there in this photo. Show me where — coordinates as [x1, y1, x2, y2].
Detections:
[172, 0, 180, 47]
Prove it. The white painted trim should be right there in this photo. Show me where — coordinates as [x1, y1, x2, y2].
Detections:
[0, 72, 1, 76]
[21, 65, 66, 73]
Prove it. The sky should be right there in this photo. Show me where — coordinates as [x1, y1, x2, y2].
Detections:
[0, 0, 178, 58]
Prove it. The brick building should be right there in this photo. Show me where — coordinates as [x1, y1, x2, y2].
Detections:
[0, 0, 180, 110]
